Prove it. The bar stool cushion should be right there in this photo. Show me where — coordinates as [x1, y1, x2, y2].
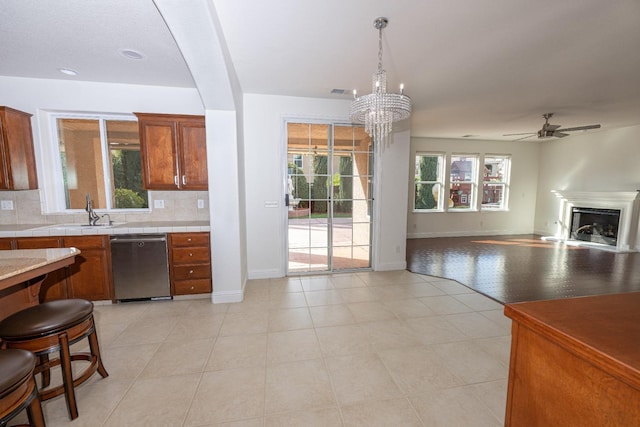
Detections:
[0, 349, 36, 396]
[0, 299, 93, 340]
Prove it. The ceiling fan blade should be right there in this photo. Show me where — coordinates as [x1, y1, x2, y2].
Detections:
[553, 132, 569, 138]
[503, 132, 536, 137]
[512, 134, 536, 141]
[557, 124, 601, 132]
[544, 124, 561, 131]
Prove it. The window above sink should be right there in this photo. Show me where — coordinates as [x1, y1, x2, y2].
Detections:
[41, 111, 149, 213]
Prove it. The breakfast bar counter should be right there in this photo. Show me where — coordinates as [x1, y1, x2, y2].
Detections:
[0, 248, 79, 320]
[504, 292, 640, 426]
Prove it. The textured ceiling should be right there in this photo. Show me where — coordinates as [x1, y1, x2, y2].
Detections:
[2, 0, 640, 140]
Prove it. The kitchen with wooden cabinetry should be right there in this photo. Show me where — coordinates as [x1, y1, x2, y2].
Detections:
[0, 107, 213, 305]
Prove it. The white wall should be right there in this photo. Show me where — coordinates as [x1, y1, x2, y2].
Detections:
[533, 125, 640, 236]
[243, 93, 411, 278]
[408, 137, 540, 238]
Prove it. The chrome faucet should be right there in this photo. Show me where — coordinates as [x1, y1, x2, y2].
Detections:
[85, 193, 100, 226]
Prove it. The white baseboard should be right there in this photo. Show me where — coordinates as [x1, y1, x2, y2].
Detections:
[248, 268, 282, 280]
[212, 290, 244, 304]
[375, 261, 407, 271]
[406, 229, 535, 239]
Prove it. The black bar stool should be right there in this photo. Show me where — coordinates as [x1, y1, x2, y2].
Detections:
[0, 299, 108, 420]
[0, 348, 46, 427]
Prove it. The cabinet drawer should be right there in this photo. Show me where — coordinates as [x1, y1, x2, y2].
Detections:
[172, 264, 211, 280]
[174, 279, 211, 295]
[171, 233, 209, 247]
[64, 235, 108, 249]
[171, 247, 210, 264]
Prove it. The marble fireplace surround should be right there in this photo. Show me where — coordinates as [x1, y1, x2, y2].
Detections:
[550, 190, 640, 252]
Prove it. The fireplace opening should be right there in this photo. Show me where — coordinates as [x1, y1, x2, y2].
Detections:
[570, 207, 620, 246]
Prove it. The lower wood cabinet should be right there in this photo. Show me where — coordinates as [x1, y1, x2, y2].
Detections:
[63, 236, 113, 301]
[0, 238, 13, 250]
[168, 232, 212, 295]
[3, 235, 113, 302]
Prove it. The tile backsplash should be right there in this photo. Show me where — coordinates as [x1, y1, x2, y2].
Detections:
[0, 190, 210, 225]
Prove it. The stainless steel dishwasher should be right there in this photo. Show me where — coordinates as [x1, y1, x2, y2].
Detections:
[110, 234, 171, 301]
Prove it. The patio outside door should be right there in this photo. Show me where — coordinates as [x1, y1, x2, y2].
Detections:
[286, 122, 373, 274]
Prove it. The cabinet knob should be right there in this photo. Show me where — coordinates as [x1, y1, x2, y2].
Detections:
[189, 270, 194, 274]
[187, 238, 192, 242]
[190, 286, 195, 290]
[189, 253, 193, 257]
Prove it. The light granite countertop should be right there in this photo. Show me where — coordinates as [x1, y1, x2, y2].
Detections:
[0, 247, 80, 288]
[0, 221, 210, 238]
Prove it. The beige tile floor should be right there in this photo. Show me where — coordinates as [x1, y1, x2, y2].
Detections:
[16, 270, 511, 426]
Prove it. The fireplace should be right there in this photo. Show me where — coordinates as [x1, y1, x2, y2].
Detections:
[570, 207, 620, 246]
[551, 191, 640, 252]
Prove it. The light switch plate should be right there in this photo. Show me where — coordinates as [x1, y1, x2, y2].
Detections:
[197, 199, 205, 209]
[153, 199, 165, 209]
[0, 200, 14, 210]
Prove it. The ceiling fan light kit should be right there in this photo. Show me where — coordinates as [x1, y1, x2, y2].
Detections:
[504, 113, 601, 141]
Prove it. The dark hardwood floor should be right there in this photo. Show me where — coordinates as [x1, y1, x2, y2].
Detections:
[406, 234, 640, 304]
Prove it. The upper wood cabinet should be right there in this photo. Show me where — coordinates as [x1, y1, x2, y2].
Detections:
[134, 113, 208, 190]
[0, 106, 38, 190]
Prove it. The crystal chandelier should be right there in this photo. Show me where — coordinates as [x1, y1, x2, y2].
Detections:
[350, 17, 411, 149]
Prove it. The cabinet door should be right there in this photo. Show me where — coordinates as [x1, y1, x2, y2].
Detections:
[178, 119, 208, 190]
[0, 129, 8, 190]
[15, 237, 68, 301]
[137, 116, 179, 190]
[0, 107, 38, 190]
[64, 236, 113, 301]
[0, 238, 13, 250]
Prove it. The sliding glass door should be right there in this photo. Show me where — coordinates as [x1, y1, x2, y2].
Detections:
[286, 122, 373, 274]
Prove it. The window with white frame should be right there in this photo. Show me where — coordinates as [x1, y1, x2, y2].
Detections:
[482, 155, 510, 210]
[414, 153, 445, 210]
[54, 114, 148, 211]
[449, 154, 478, 210]
[293, 154, 303, 169]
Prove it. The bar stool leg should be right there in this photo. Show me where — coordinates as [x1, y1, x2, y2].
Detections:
[88, 329, 109, 379]
[59, 332, 78, 420]
[26, 389, 46, 427]
[38, 354, 51, 387]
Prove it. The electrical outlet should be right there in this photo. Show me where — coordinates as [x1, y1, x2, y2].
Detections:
[0, 200, 14, 210]
[197, 199, 205, 209]
[153, 199, 165, 209]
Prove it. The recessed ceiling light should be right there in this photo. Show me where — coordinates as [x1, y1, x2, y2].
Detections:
[58, 68, 78, 76]
[119, 49, 145, 60]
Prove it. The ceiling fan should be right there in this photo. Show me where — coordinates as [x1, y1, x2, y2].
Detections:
[504, 113, 601, 140]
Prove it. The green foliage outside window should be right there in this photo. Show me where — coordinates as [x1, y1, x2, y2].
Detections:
[312, 155, 328, 214]
[415, 156, 439, 209]
[111, 150, 148, 208]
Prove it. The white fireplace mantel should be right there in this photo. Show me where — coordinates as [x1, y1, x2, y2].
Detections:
[550, 190, 640, 252]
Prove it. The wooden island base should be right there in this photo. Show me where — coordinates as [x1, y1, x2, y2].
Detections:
[504, 292, 640, 426]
